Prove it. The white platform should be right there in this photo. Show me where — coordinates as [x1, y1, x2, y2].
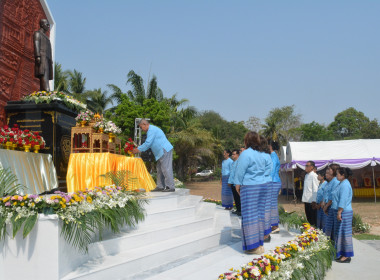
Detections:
[0, 189, 234, 280]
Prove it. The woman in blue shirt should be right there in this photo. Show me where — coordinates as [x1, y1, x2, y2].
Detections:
[260, 136, 273, 241]
[316, 170, 328, 230]
[221, 149, 234, 209]
[333, 167, 354, 263]
[234, 132, 266, 255]
[269, 140, 281, 234]
[323, 164, 340, 240]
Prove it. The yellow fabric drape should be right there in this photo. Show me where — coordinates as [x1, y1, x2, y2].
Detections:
[66, 153, 156, 193]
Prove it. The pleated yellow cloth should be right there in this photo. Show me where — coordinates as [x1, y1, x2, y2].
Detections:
[66, 153, 156, 193]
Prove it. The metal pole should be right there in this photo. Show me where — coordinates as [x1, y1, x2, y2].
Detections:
[372, 166, 376, 203]
[286, 171, 289, 201]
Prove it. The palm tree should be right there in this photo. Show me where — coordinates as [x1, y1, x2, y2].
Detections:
[126, 70, 145, 105]
[54, 62, 69, 92]
[107, 84, 125, 105]
[146, 75, 163, 101]
[85, 88, 113, 114]
[68, 69, 87, 102]
[170, 122, 217, 180]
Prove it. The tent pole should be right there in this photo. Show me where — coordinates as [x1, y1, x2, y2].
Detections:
[286, 171, 289, 201]
[292, 170, 295, 202]
[372, 166, 376, 203]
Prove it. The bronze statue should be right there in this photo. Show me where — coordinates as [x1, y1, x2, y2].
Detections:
[33, 19, 53, 91]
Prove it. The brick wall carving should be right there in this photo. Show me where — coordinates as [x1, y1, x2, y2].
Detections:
[0, 0, 49, 126]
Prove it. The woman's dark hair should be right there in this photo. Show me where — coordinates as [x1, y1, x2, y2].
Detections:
[327, 163, 340, 176]
[259, 135, 270, 154]
[317, 170, 326, 180]
[269, 140, 280, 151]
[317, 170, 325, 177]
[244, 131, 261, 151]
[337, 167, 353, 178]
[224, 149, 232, 156]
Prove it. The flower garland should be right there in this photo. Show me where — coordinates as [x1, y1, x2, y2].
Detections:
[218, 224, 335, 280]
[22, 91, 87, 112]
[0, 185, 147, 252]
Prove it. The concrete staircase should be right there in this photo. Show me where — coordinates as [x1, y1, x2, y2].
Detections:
[62, 189, 232, 280]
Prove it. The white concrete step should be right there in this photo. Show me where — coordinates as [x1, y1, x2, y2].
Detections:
[62, 227, 231, 280]
[144, 224, 295, 280]
[87, 215, 216, 260]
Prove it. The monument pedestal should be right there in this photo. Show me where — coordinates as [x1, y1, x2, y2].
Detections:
[5, 101, 77, 190]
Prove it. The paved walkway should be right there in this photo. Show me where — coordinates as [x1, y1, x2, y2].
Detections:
[325, 239, 380, 280]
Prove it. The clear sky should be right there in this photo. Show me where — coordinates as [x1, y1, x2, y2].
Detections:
[47, 0, 380, 125]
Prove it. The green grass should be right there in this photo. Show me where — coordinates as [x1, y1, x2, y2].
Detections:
[354, 234, 380, 240]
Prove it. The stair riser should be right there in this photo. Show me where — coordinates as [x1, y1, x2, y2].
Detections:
[70, 231, 231, 280]
[144, 196, 179, 213]
[140, 207, 196, 226]
[88, 218, 214, 259]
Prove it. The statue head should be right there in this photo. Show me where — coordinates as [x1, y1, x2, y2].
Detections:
[40, 19, 50, 32]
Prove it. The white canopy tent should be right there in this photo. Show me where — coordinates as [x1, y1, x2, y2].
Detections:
[281, 139, 380, 202]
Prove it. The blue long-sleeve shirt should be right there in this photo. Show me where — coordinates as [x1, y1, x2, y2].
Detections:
[138, 124, 173, 161]
[316, 181, 328, 203]
[234, 148, 266, 185]
[270, 151, 281, 183]
[327, 177, 340, 202]
[331, 179, 353, 211]
[222, 158, 233, 176]
[262, 152, 273, 183]
[228, 160, 237, 184]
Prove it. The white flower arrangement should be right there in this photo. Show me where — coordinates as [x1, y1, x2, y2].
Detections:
[104, 121, 122, 134]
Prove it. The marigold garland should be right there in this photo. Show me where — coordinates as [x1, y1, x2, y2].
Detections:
[218, 223, 334, 280]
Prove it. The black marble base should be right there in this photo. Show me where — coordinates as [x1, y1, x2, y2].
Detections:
[5, 100, 79, 189]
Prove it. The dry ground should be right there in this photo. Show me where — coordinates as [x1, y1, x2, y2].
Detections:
[185, 180, 380, 235]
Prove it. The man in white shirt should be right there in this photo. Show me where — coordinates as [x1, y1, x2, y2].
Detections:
[302, 161, 319, 226]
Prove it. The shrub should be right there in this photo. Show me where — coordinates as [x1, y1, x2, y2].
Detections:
[352, 213, 371, 234]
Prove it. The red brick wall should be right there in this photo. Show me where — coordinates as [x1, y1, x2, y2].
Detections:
[0, 0, 49, 126]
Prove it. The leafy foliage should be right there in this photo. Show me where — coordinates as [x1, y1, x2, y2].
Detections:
[0, 167, 25, 197]
[278, 205, 308, 230]
[352, 212, 371, 233]
[328, 107, 380, 139]
[100, 170, 141, 190]
[298, 121, 335, 141]
[60, 196, 147, 253]
[262, 105, 302, 145]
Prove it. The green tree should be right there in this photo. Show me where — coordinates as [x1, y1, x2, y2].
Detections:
[298, 121, 334, 141]
[197, 111, 247, 149]
[85, 88, 114, 114]
[169, 122, 219, 180]
[54, 62, 69, 92]
[107, 84, 125, 105]
[263, 105, 302, 145]
[110, 96, 172, 137]
[362, 119, 380, 139]
[328, 107, 374, 139]
[245, 116, 262, 132]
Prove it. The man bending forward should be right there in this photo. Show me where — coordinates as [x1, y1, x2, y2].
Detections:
[133, 119, 175, 192]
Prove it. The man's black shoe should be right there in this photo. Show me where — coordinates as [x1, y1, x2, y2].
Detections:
[162, 187, 175, 192]
[151, 188, 164, 192]
[264, 235, 271, 243]
[232, 210, 241, 216]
